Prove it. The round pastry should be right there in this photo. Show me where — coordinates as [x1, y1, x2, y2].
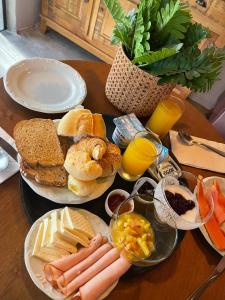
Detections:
[72, 137, 107, 160]
[97, 142, 122, 177]
[68, 175, 97, 197]
[64, 149, 102, 181]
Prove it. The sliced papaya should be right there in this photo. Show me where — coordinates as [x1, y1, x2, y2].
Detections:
[197, 176, 225, 251]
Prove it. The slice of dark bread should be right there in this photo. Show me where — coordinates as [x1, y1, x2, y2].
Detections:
[14, 119, 64, 167]
[20, 160, 68, 187]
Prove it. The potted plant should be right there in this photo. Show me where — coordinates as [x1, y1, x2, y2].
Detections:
[104, 0, 225, 117]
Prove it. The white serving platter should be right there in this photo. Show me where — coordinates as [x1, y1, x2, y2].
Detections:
[19, 119, 115, 204]
[24, 208, 117, 300]
[4, 58, 87, 113]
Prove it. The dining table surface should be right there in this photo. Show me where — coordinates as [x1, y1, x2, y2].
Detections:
[0, 60, 225, 300]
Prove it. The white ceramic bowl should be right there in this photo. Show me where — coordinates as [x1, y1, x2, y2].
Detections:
[105, 189, 132, 217]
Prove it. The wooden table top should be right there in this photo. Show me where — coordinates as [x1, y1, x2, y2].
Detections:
[0, 60, 225, 300]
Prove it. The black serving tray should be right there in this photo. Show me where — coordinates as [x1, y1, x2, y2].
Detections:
[20, 114, 184, 276]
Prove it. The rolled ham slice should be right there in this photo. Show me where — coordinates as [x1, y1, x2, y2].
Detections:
[57, 243, 112, 289]
[62, 247, 120, 296]
[44, 234, 104, 284]
[74, 255, 131, 300]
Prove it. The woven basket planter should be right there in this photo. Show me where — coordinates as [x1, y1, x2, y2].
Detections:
[105, 46, 175, 117]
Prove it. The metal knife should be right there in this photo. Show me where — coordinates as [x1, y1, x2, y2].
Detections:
[0, 137, 18, 161]
[187, 255, 225, 300]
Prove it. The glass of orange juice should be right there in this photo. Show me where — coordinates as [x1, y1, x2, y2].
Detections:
[118, 131, 162, 181]
[146, 95, 184, 137]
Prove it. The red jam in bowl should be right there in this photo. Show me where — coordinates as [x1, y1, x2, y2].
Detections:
[108, 193, 131, 214]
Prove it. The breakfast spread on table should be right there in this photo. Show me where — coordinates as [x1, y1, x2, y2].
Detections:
[12, 97, 224, 299]
[0, 52, 223, 300]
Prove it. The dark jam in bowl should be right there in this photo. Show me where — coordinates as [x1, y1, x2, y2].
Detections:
[108, 194, 131, 214]
[138, 182, 154, 195]
[165, 190, 195, 216]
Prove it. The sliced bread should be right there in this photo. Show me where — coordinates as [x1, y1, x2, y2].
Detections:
[20, 160, 68, 187]
[14, 118, 64, 167]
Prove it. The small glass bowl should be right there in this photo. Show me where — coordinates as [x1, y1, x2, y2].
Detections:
[110, 195, 178, 267]
[154, 171, 214, 230]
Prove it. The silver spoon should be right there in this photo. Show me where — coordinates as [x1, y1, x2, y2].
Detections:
[0, 148, 9, 171]
[178, 131, 225, 158]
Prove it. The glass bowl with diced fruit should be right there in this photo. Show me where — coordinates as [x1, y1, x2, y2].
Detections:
[110, 194, 178, 267]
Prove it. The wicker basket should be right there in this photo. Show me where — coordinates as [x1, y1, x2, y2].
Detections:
[105, 46, 175, 117]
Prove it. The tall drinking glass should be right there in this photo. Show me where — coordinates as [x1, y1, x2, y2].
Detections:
[146, 95, 184, 137]
[118, 131, 162, 181]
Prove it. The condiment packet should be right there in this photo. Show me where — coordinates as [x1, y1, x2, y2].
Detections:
[148, 155, 182, 181]
[0, 127, 19, 184]
[112, 113, 145, 148]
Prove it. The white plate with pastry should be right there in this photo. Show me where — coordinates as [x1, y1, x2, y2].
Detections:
[4, 58, 87, 113]
[24, 207, 118, 300]
[14, 108, 122, 204]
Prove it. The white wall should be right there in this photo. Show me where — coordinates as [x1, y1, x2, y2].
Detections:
[16, 0, 41, 31]
[5, 0, 17, 31]
[190, 62, 225, 110]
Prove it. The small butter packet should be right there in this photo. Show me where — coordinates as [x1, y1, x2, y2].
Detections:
[148, 155, 181, 181]
[112, 113, 146, 148]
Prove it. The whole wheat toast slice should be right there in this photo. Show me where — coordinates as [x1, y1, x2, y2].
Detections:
[14, 118, 64, 167]
[20, 160, 68, 187]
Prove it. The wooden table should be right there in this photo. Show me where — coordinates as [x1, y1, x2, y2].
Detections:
[0, 61, 225, 300]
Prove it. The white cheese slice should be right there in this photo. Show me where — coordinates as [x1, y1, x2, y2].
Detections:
[60, 209, 89, 247]
[41, 218, 51, 248]
[32, 222, 44, 256]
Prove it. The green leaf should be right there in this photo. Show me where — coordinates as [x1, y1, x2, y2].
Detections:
[132, 47, 177, 65]
[155, 0, 191, 44]
[183, 23, 211, 47]
[132, 0, 153, 58]
[150, 45, 225, 92]
[112, 23, 132, 51]
[103, 0, 126, 23]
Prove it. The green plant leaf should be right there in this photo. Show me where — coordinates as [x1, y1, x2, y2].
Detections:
[183, 23, 211, 47]
[112, 23, 133, 51]
[149, 45, 225, 92]
[155, 0, 191, 44]
[132, 47, 177, 64]
[131, 0, 154, 58]
[103, 0, 126, 23]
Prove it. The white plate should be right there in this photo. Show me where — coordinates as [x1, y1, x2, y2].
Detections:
[3, 58, 87, 113]
[24, 208, 118, 300]
[22, 174, 115, 204]
[20, 119, 116, 204]
[199, 176, 225, 256]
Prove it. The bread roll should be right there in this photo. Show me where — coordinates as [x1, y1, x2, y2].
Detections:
[68, 175, 97, 197]
[57, 109, 107, 140]
[72, 137, 107, 160]
[93, 114, 106, 140]
[64, 149, 102, 181]
[97, 143, 121, 177]
[57, 108, 93, 137]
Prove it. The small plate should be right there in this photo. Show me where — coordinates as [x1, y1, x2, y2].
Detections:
[24, 208, 118, 300]
[4, 58, 87, 113]
[199, 176, 225, 256]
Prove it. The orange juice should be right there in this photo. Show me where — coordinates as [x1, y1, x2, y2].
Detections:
[146, 96, 184, 136]
[122, 137, 157, 177]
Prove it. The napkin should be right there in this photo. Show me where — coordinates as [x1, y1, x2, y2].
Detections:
[0, 127, 19, 184]
[169, 130, 225, 173]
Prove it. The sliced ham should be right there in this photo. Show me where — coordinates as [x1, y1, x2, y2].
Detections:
[57, 243, 112, 288]
[75, 255, 131, 300]
[62, 247, 120, 296]
[44, 234, 104, 284]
